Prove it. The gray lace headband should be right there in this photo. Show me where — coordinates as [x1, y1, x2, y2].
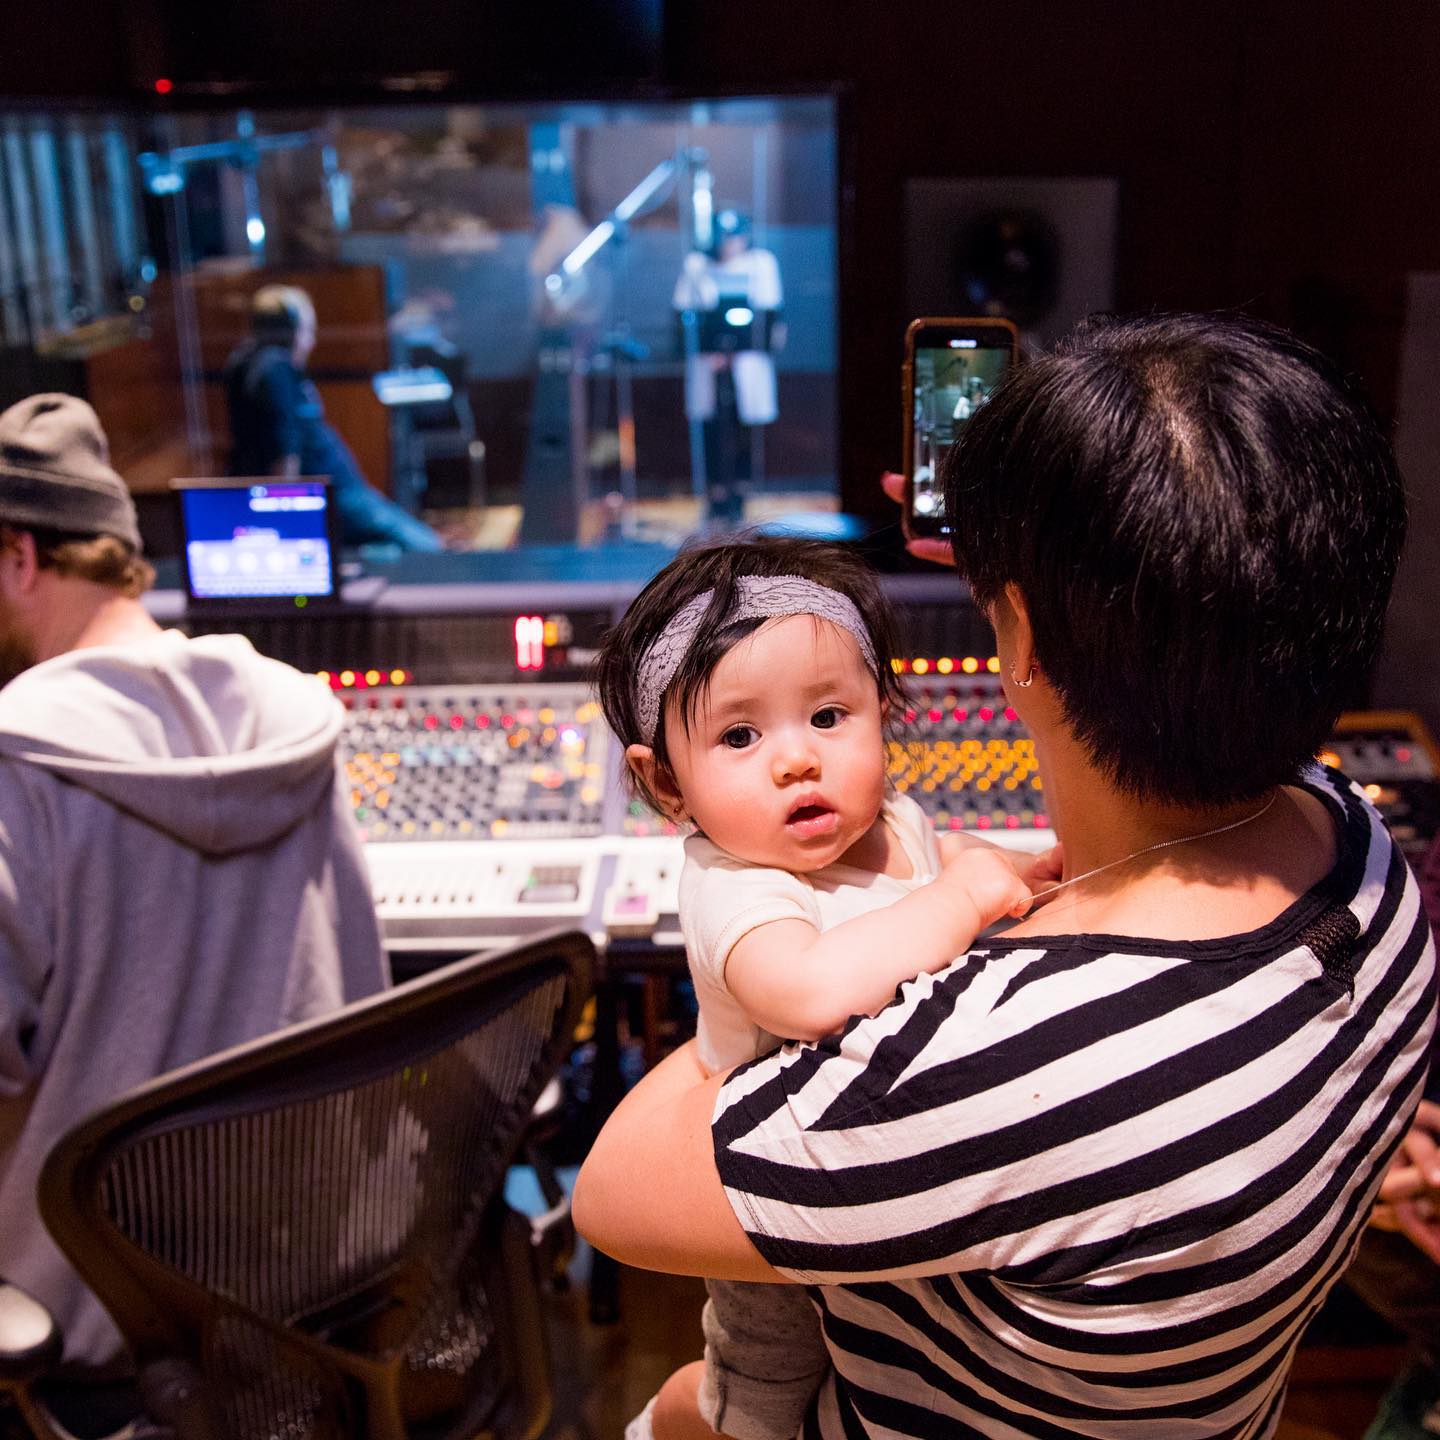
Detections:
[635, 574, 879, 742]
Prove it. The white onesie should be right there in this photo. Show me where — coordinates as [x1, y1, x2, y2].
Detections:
[679, 792, 942, 1074]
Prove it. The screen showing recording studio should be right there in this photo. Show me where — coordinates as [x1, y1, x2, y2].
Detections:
[0, 96, 838, 579]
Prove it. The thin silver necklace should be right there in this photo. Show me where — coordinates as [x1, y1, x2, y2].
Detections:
[1031, 791, 1280, 902]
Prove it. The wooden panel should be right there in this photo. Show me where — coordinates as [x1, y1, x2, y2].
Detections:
[313, 381, 393, 497]
[83, 330, 181, 473]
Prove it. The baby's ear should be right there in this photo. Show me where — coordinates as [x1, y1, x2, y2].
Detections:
[625, 744, 686, 822]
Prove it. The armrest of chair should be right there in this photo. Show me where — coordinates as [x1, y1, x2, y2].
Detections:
[0, 1280, 62, 1382]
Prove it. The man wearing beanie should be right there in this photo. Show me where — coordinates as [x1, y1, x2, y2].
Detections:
[0, 395, 387, 1385]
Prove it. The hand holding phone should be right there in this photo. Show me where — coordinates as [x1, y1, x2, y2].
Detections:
[902, 317, 1018, 540]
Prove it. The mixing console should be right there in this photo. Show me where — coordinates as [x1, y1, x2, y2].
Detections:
[336, 675, 1440, 950]
[341, 684, 608, 843]
[1322, 710, 1440, 864]
[889, 679, 1049, 836]
[363, 839, 605, 950]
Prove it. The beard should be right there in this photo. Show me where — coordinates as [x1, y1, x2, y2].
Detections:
[0, 609, 37, 690]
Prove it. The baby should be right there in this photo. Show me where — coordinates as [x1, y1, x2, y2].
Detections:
[595, 536, 1057, 1440]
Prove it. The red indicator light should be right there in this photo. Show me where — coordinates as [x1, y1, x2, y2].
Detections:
[928, 708, 942, 723]
[514, 615, 545, 671]
[979, 707, 995, 722]
[1004, 706, 1018, 722]
[948, 817, 962, 830]
[154, 77, 174, 95]
[449, 714, 464, 730]
[904, 708, 917, 724]
[954, 708, 967, 722]
[1005, 815, 1019, 829]
[1397, 747, 1413, 762]
[422, 714, 439, 731]
[501, 714, 514, 729]
[475, 714, 490, 728]
[977, 815, 993, 829]
[1035, 813, 1050, 828]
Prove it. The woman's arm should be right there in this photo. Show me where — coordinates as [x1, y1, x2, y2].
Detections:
[571, 1039, 785, 1282]
[725, 847, 1030, 1041]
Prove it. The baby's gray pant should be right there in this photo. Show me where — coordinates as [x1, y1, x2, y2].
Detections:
[697, 1277, 829, 1440]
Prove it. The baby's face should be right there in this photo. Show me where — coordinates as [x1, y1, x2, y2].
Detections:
[664, 615, 887, 873]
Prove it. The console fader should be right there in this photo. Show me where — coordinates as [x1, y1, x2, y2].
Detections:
[337, 675, 1440, 952]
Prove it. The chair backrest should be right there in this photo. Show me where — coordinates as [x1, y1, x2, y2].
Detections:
[37, 931, 594, 1440]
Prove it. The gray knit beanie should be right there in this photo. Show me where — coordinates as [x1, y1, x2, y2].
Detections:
[0, 393, 142, 550]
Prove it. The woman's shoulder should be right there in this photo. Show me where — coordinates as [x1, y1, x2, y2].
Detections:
[984, 766, 1395, 959]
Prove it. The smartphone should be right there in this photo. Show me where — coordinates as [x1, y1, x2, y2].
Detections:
[902, 317, 1019, 539]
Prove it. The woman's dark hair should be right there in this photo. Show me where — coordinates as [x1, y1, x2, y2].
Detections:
[595, 535, 905, 812]
[943, 311, 1408, 808]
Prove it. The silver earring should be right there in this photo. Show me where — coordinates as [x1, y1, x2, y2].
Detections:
[1011, 662, 1035, 688]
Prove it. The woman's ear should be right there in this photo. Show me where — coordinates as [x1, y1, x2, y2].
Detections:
[625, 744, 687, 822]
[996, 581, 1037, 684]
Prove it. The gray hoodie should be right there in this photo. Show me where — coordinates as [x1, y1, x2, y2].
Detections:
[0, 630, 387, 1368]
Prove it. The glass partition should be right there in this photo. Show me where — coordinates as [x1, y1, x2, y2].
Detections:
[126, 94, 838, 571]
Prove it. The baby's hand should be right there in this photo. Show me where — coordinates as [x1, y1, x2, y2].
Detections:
[1019, 842, 1065, 891]
[939, 834, 1064, 894]
[939, 845, 1035, 927]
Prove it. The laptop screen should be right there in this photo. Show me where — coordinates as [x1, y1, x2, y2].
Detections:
[177, 479, 337, 603]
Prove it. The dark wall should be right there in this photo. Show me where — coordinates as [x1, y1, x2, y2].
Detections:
[664, 0, 1440, 529]
[0, 0, 661, 98]
[0, 0, 157, 97]
[153, 0, 663, 93]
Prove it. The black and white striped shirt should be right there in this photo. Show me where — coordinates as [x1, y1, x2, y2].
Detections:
[712, 768, 1437, 1439]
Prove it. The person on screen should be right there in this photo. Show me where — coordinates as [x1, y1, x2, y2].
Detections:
[0, 394, 387, 1386]
[224, 285, 443, 553]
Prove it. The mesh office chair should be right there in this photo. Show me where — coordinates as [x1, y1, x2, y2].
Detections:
[3, 931, 593, 1440]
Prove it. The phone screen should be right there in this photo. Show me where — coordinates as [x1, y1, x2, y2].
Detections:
[906, 321, 1016, 537]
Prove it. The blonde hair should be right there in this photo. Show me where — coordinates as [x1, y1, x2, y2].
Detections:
[251, 284, 316, 342]
[19, 528, 155, 597]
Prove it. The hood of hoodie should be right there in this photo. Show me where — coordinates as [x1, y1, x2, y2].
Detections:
[0, 631, 344, 855]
